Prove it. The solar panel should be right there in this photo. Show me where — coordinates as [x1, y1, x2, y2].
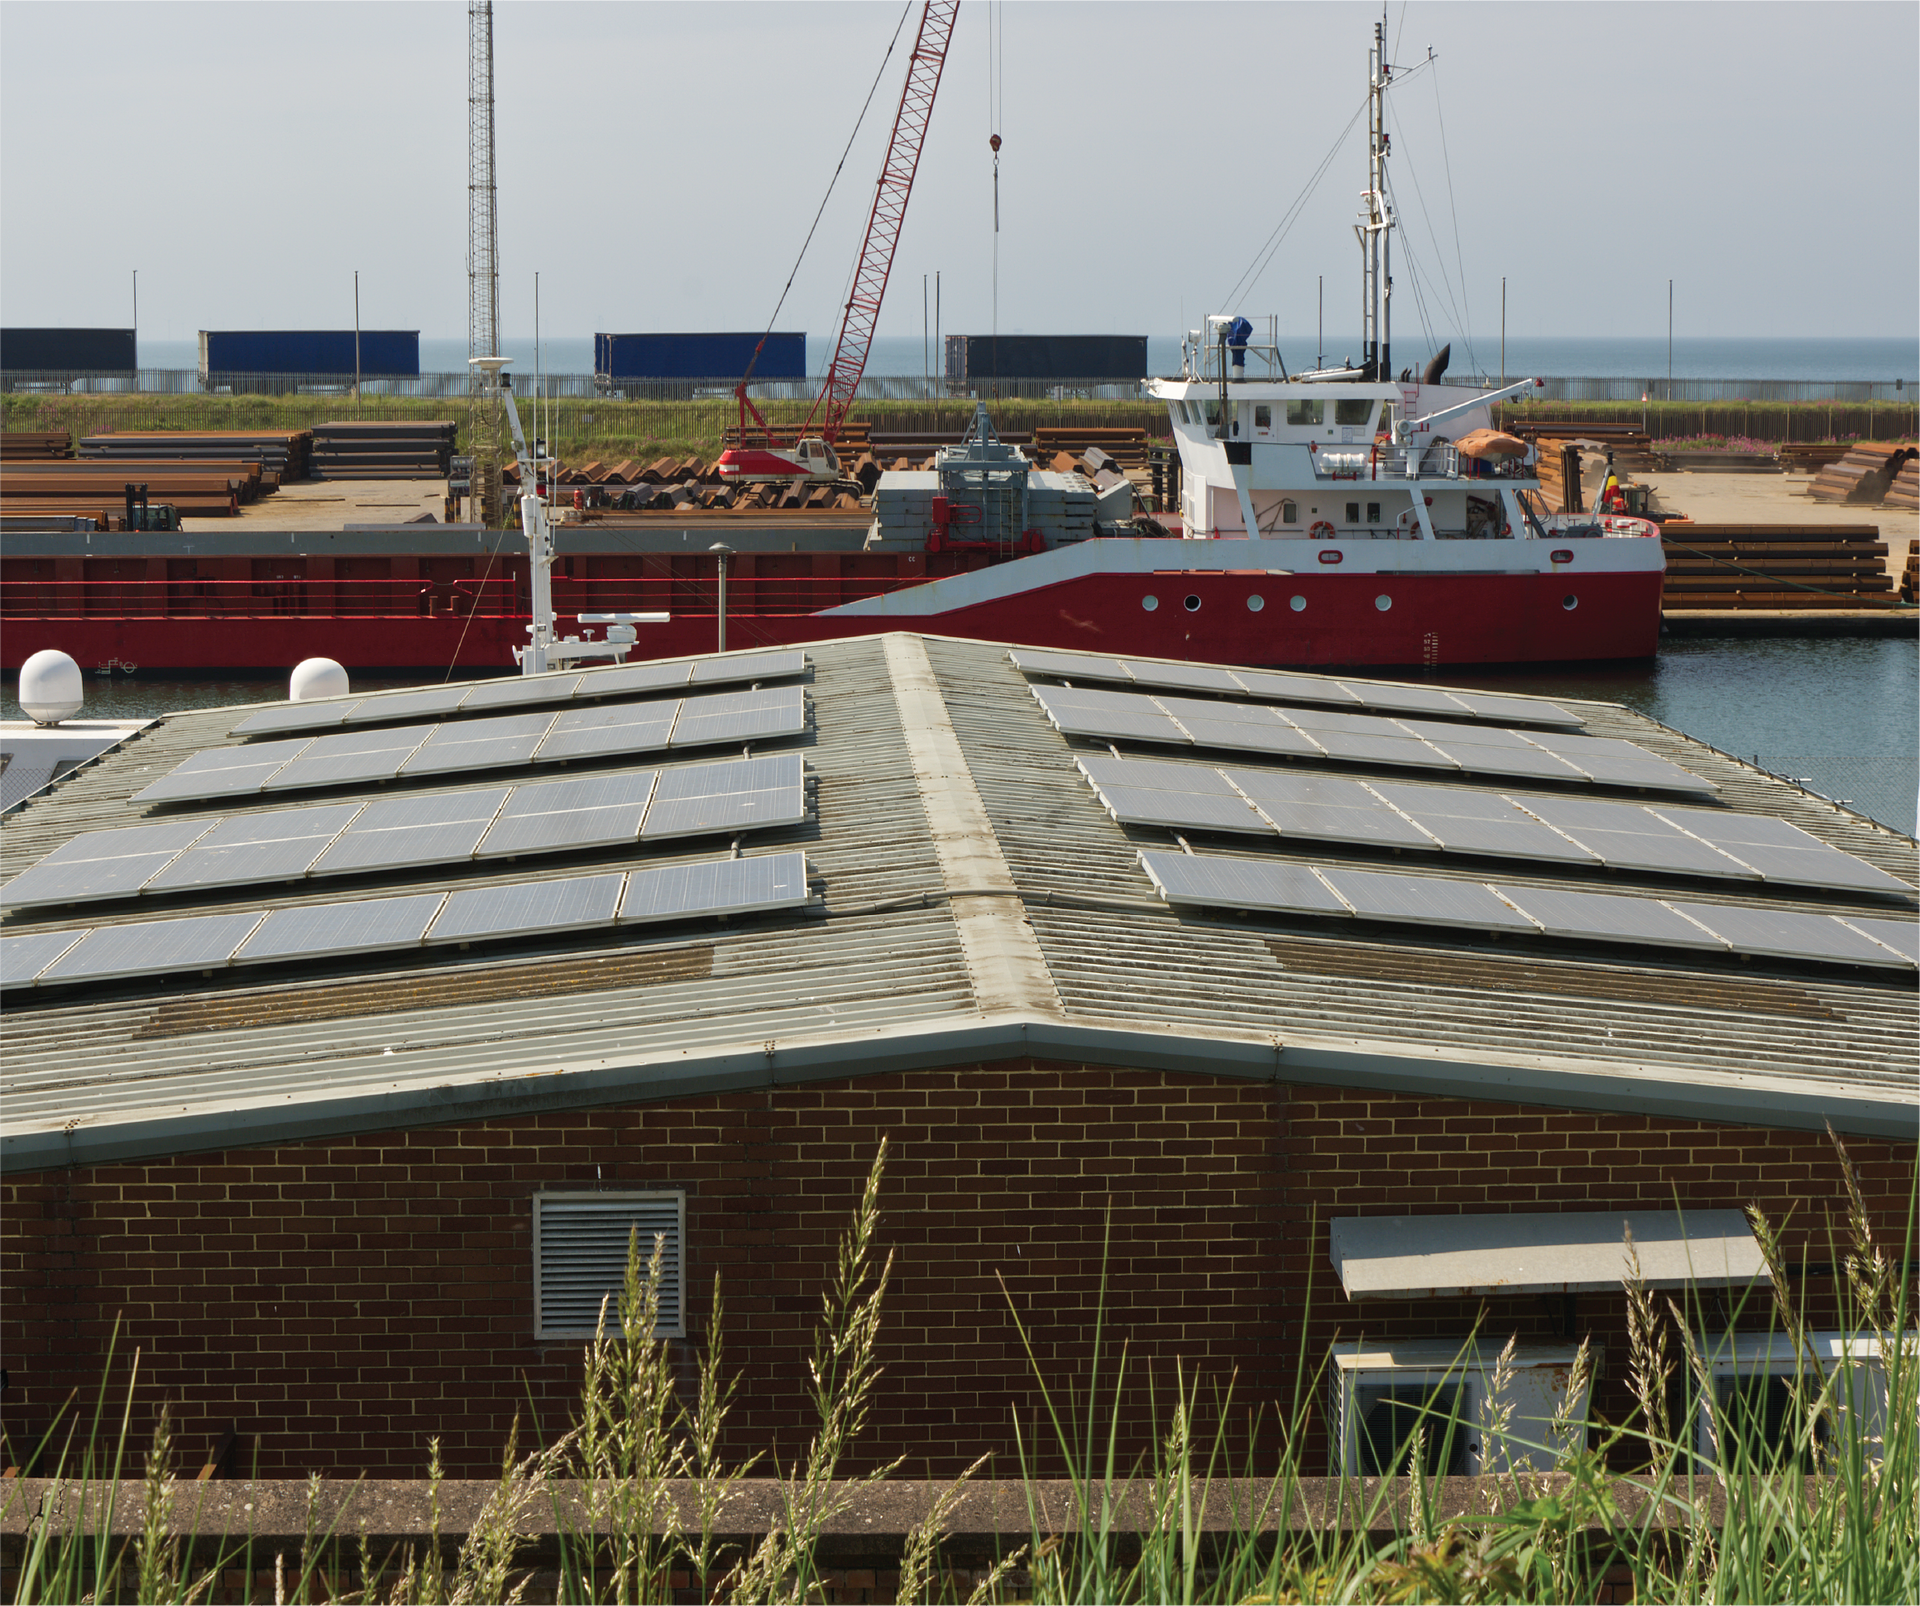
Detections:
[1078, 756, 1241, 796]
[689, 649, 807, 684]
[1096, 784, 1271, 834]
[619, 850, 812, 923]
[143, 802, 366, 892]
[308, 786, 510, 877]
[399, 712, 557, 776]
[1443, 691, 1583, 728]
[234, 891, 446, 965]
[1181, 717, 1325, 757]
[1527, 733, 1717, 796]
[1495, 884, 1725, 949]
[1420, 742, 1589, 782]
[0, 927, 87, 988]
[1650, 807, 1914, 895]
[33, 818, 218, 864]
[1260, 799, 1436, 848]
[1119, 659, 1244, 693]
[1008, 648, 1129, 682]
[534, 699, 681, 763]
[1343, 683, 1475, 717]
[475, 771, 657, 858]
[1140, 850, 1350, 915]
[575, 661, 694, 699]
[1232, 670, 1362, 705]
[342, 686, 472, 726]
[1279, 707, 1407, 737]
[132, 738, 312, 802]
[1366, 784, 1598, 865]
[1031, 686, 1188, 744]
[1310, 731, 1453, 769]
[1837, 916, 1920, 965]
[1669, 901, 1913, 969]
[426, 872, 626, 945]
[39, 908, 267, 984]
[641, 754, 807, 840]
[1393, 719, 1539, 749]
[1315, 867, 1540, 931]
[457, 672, 587, 711]
[1224, 769, 1380, 810]
[263, 726, 432, 792]
[228, 701, 359, 737]
[1, 818, 217, 909]
[668, 687, 807, 748]
[1152, 694, 1286, 728]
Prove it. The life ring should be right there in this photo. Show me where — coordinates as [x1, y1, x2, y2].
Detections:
[1308, 520, 1337, 541]
[1500, 523, 1512, 537]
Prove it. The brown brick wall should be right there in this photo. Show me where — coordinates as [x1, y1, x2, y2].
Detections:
[2, 1062, 1910, 1481]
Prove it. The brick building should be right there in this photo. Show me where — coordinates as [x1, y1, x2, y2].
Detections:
[3, 634, 1914, 1480]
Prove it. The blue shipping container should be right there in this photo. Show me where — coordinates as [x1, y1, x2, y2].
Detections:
[198, 330, 420, 377]
[954, 334, 1147, 383]
[1, 328, 136, 371]
[595, 332, 805, 381]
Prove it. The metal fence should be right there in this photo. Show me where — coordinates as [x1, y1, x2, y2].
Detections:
[1752, 755, 1919, 839]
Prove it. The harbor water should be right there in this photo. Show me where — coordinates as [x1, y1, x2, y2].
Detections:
[8, 636, 1914, 837]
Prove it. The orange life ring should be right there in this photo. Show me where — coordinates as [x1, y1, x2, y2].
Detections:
[1308, 520, 1337, 540]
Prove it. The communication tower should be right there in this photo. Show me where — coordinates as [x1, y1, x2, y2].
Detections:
[467, 0, 503, 525]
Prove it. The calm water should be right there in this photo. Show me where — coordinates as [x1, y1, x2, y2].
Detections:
[9, 639, 1914, 836]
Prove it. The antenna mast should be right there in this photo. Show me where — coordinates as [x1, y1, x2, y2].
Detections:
[467, 0, 503, 526]
[1357, 20, 1393, 381]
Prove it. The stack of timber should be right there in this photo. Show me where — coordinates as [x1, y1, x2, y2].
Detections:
[0, 459, 272, 522]
[1884, 456, 1919, 512]
[0, 431, 72, 461]
[1808, 442, 1918, 504]
[1777, 442, 1852, 475]
[1501, 418, 1655, 469]
[308, 421, 455, 480]
[1901, 540, 1918, 605]
[1658, 522, 1898, 610]
[79, 429, 311, 481]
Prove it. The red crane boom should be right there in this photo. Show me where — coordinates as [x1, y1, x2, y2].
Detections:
[804, 0, 959, 442]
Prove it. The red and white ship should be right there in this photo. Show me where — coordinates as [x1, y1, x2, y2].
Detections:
[1, 21, 1662, 678]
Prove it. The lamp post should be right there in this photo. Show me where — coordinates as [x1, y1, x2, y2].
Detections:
[709, 542, 734, 653]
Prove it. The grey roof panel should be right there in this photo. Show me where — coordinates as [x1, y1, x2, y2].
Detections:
[574, 661, 694, 699]
[1669, 901, 1914, 969]
[1317, 867, 1539, 931]
[0, 927, 87, 988]
[1094, 784, 1270, 834]
[688, 649, 807, 685]
[234, 892, 446, 965]
[426, 872, 626, 945]
[39, 909, 267, 985]
[618, 851, 812, 924]
[1497, 885, 1727, 949]
[1140, 849, 1349, 915]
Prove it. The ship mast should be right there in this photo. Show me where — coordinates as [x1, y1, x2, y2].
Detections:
[1357, 20, 1393, 382]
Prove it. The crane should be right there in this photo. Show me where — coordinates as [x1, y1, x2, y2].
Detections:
[718, 0, 960, 484]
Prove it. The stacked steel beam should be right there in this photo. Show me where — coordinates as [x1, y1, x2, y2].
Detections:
[308, 421, 456, 480]
[80, 430, 310, 481]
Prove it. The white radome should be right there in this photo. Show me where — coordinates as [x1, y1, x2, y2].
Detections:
[18, 649, 84, 725]
[289, 658, 350, 702]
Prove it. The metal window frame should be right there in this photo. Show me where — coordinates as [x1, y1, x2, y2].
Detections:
[531, 1189, 686, 1341]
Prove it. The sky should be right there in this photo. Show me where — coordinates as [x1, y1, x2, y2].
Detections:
[3, 1, 1916, 352]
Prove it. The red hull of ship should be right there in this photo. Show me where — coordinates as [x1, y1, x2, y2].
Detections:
[1, 568, 1662, 674]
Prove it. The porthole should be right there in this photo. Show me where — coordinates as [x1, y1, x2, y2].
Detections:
[1183, 594, 1202, 612]
[1142, 594, 1159, 611]
[1563, 594, 1579, 611]
[1247, 594, 1265, 612]
[1289, 595, 1307, 612]
[1375, 594, 1393, 612]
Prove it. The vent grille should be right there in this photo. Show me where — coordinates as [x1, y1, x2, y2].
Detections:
[533, 1192, 685, 1340]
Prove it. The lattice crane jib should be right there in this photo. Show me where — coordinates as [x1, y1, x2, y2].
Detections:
[467, 0, 503, 526]
[803, 0, 960, 444]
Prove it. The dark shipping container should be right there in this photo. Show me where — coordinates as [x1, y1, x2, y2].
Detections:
[198, 330, 420, 377]
[950, 334, 1147, 383]
[1, 328, 136, 372]
[595, 331, 805, 381]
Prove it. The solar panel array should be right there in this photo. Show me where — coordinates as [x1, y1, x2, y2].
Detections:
[0, 852, 811, 991]
[1037, 684, 1715, 796]
[136, 686, 807, 804]
[1138, 850, 1918, 970]
[228, 650, 809, 737]
[1077, 757, 1912, 894]
[1009, 647, 1583, 728]
[1, 755, 807, 911]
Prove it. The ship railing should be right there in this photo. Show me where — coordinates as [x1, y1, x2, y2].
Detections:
[1311, 443, 1535, 482]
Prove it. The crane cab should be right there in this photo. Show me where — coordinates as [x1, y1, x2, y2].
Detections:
[715, 435, 845, 484]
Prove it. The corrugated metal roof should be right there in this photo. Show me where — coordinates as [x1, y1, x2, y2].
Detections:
[3, 633, 1914, 1171]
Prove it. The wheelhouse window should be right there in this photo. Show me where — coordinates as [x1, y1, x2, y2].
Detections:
[1202, 400, 1221, 427]
[1286, 399, 1325, 427]
[1367, 502, 1381, 523]
[1346, 502, 1360, 524]
[1254, 404, 1272, 430]
[1335, 399, 1374, 428]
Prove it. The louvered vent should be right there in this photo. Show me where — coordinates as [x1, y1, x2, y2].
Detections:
[533, 1192, 685, 1340]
